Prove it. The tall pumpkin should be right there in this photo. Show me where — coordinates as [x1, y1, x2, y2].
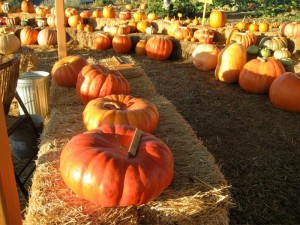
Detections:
[76, 64, 130, 104]
[0, 33, 21, 55]
[239, 57, 285, 94]
[51, 55, 88, 87]
[21, 0, 34, 13]
[192, 44, 220, 71]
[209, 10, 226, 28]
[37, 29, 57, 46]
[145, 37, 173, 61]
[112, 35, 132, 54]
[83, 94, 159, 133]
[269, 72, 300, 113]
[103, 5, 115, 18]
[60, 124, 174, 207]
[215, 42, 247, 83]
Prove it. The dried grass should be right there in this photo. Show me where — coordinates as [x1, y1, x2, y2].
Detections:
[24, 55, 231, 225]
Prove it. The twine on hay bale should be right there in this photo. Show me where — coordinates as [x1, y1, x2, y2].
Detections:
[24, 56, 231, 225]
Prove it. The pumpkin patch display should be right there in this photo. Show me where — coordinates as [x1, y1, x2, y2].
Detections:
[76, 64, 130, 104]
[51, 55, 88, 87]
[83, 94, 159, 133]
[145, 37, 173, 61]
[269, 72, 300, 113]
[192, 44, 220, 71]
[215, 42, 247, 83]
[239, 57, 285, 94]
[60, 124, 174, 207]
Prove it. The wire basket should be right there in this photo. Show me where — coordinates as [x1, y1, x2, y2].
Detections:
[0, 54, 20, 114]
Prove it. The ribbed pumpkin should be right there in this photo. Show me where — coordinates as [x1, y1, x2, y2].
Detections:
[145, 37, 173, 61]
[229, 32, 257, 48]
[65, 7, 78, 17]
[173, 27, 193, 40]
[215, 42, 247, 83]
[5, 17, 21, 26]
[259, 36, 288, 52]
[35, 5, 50, 17]
[83, 94, 159, 133]
[20, 27, 39, 45]
[94, 33, 111, 50]
[269, 72, 300, 112]
[192, 44, 220, 71]
[76, 64, 130, 104]
[37, 29, 57, 46]
[209, 10, 226, 28]
[280, 22, 300, 38]
[273, 48, 291, 60]
[21, 0, 34, 13]
[137, 20, 151, 33]
[193, 28, 215, 41]
[103, 5, 115, 18]
[112, 35, 132, 54]
[239, 57, 286, 94]
[60, 124, 174, 207]
[0, 33, 21, 55]
[135, 40, 147, 56]
[51, 55, 88, 87]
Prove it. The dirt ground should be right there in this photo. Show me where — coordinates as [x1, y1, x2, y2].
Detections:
[8, 11, 300, 225]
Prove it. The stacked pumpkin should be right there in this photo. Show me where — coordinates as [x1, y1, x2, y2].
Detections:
[51, 55, 174, 206]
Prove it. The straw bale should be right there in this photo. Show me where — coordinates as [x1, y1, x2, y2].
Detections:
[24, 55, 231, 225]
[17, 46, 39, 72]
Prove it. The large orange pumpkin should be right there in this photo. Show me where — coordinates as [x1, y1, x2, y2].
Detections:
[269, 72, 300, 112]
[145, 37, 173, 61]
[209, 10, 226, 28]
[280, 22, 300, 38]
[76, 64, 130, 104]
[112, 35, 132, 54]
[21, 0, 34, 13]
[37, 29, 57, 46]
[239, 57, 286, 94]
[94, 33, 111, 50]
[215, 42, 247, 83]
[60, 124, 174, 207]
[20, 27, 39, 45]
[83, 94, 159, 133]
[192, 44, 220, 71]
[51, 55, 88, 87]
[103, 5, 115, 18]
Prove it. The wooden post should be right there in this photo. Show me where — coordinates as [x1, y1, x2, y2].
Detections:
[199, 0, 213, 26]
[55, 0, 67, 59]
[0, 92, 22, 225]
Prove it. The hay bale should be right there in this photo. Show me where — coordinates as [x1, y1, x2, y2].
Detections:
[24, 55, 231, 225]
[17, 46, 39, 72]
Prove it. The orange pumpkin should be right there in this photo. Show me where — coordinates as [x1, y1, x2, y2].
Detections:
[248, 20, 259, 32]
[65, 8, 78, 17]
[76, 23, 85, 31]
[258, 21, 269, 32]
[209, 10, 226, 28]
[215, 42, 247, 83]
[147, 12, 157, 21]
[112, 35, 132, 54]
[173, 27, 193, 40]
[193, 28, 215, 40]
[51, 55, 88, 87]
[103, 5, 116, 18]
[132, 11, 147, 21]
[20, 27, 39, 45]
[128, 20, 138, 33]
[135, 40, 147, 56]
[84, 24, 93, 32]
[37, 29, 57, 46]
[125, 4, 134, 11]
[92, 9, 102, 18]
[119, 11, 131, 20]
[280, 22, 300, 38]
[137, 20, 151, 33]
[140, 3, 147, 10]
[236, 17, 250, 31]
[229, 32, 257, 48]
[21, 0, 34, 13]
[83, 94, 159, 133]
[145, 37, 173, 61]
[76, 64, 130, 104]
[167, 21, 182, 37]
[239, 57, 286, 94]
[35, 5, 50, 17]
[269, 72, 300, 112]
[80, 10, 92, 18]
[68, 15, 83, 28]
[192, 44, 220, 71]
[95, 33, 111, 50]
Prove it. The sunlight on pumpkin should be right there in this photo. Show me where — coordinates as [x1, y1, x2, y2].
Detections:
[71, 169, 82, 181]
[83, 172, 92, 184]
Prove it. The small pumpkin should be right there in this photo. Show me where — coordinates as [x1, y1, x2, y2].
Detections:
[140, 3, 147, 10]
[236, 17, 250, 31]
[135, 40, 147, 56]
[192, 16, 200, 25]
[94, 33, 111, 50]
[248, 20, 259, 32]
[259, 48, 272, 57]
[147, 12, 157, 21]
[35, 5, 50, 17]
[65, 8, 78, 17]
[21, 0, 34, 13]
[76, 64, 130, 104]
[51, 55, 88, 87]
[119, 11, 131, 20]
[215, 42, 247, 83]
[68, 15, 83, 28]
[192, 44, 220, 71]
[84, 24, 93, 32]
[83, 94, 159, 133]
[209, 10, 226, 28]
[0, 33, 21, 55]
[20, 27, 39, 45]
[60, 124, 174, 207]
[103, 5, 116, 18]
[269, 72, 300, 112]
[239, 57, 285, 94]
[273, 48, 292, 60]
[112, 35, 132, 54]
[145, 37, 173, 61]
[193, 28, 215, 41]
[80, 10, 92, 18]
[167, 21, 182, 37]
[37, 29, 57, 46]
[133, 11, 147, 21]
[92, 9, 102, 18]
[128, 20, 138, 33]
[137, 20, 151, 33]
[258, 21, 269, 32]
[247, 45, 260, 55]
[173, 27, 193, 41]
[76, 23, 85, 31]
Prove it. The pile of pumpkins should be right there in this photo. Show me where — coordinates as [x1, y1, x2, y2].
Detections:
[191, 21, 300, 113]
[51, 54, 174, 207]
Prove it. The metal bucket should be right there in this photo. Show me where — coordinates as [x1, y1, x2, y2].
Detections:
[16, 71, 50, 119]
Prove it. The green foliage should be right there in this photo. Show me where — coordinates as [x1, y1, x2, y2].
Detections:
[6, 0, 20, 8]
[93, 0, 114, 6]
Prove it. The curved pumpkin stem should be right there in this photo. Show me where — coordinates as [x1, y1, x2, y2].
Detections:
[103, 101, 121, 109]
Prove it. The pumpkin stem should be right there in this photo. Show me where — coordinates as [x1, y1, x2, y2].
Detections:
[257, 56, 267, 62]
[128, 128, 142, 157]
[103, 101, 121, 109]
